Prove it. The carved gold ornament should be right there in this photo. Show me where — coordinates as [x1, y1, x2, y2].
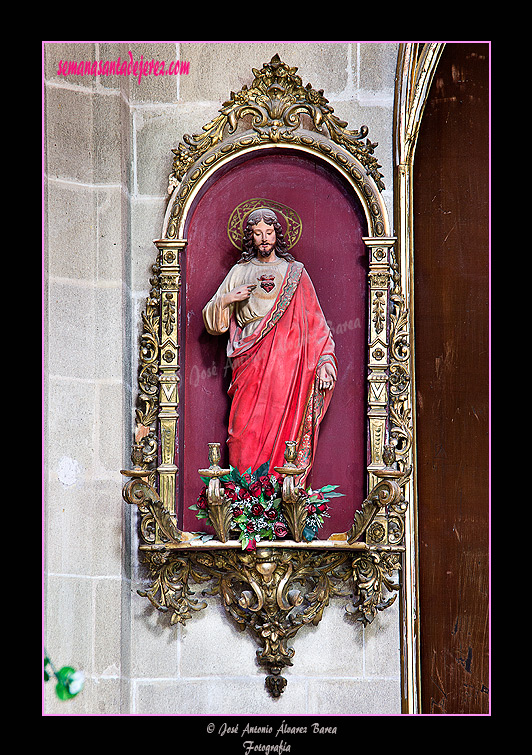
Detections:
[169, 54, 385, 193]
[123, 53, 414, 699]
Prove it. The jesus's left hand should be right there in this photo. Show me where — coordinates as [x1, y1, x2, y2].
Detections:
[318, 362, 336, 392]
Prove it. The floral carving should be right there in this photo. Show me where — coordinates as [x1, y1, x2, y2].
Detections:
[169, 54, 385, 192]
[135, 545, 399, 696]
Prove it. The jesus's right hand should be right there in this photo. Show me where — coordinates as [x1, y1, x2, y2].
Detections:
[223, 284, 257, 306]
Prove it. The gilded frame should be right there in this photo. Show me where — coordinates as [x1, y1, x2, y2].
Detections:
[122, 53, 417, 700]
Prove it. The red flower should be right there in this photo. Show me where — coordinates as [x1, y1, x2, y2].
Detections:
[197, 490, 208, 510]
[262, 482, 275, 498]
[251, 502, 264, 516]
[249, 480, 263, 498]
[246, 522, 255, 533]
[317, 503, 328, 512]
[238, 488, 252, 501]
[265, 508, 277, 521]
[274, 522, 288, 538]
[245, 538, 256, 551]
[241, 473, 252, 486]
[307, 504, 316, 513]
[232, 507, 243, 517]
[223, 482, 238, 499]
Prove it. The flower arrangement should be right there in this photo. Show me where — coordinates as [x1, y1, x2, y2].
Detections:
[190, 461, 343, 550]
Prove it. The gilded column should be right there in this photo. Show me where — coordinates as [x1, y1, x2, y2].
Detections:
[153, 238, 186, 516]
[363, 236, 396, 491]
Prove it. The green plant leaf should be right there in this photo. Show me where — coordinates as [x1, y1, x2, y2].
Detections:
[303, 525, 317, 541]
[200, 476, 210, 485]
[323, 491, 345, 498]
[320, 484, 338, 492]
[254, 461, 270, 479]
[231, 467, 241, 482]
[55, 667, 77, 700]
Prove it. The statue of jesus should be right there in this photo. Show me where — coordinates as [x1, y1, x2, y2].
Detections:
[202, 207, 337, 484]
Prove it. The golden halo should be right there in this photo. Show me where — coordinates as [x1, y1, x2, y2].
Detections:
[227, 199, 302, 251]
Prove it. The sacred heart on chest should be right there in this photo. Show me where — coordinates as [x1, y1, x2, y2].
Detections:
[258, 274, 276, 293]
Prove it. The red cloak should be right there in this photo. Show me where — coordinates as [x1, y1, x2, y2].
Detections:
[226, 261, 337, 483]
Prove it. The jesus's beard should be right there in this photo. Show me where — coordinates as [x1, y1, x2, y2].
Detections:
[256, 243, 275, 258]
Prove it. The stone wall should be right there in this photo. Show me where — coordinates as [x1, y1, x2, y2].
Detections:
[43, 41, 401, 716]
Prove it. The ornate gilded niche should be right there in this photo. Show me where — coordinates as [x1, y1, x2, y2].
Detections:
[122, 54, 413, 698]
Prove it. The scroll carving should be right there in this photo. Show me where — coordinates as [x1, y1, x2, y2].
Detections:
[132, 541, 401, 697]
[168, 53, 385, 193]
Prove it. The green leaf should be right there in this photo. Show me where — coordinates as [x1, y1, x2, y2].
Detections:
[55, 667, 77, 701]
[320, 484, 338, 492]
[303, 525, 317, 541]
[254, 461, 270, 479]
[230, 466, 242, 484]
[323, 491, 345, 498]
[200, 476, 210, 485]
[188, 504, 198, 510]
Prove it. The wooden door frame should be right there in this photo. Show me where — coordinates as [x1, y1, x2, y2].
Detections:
[394, 42, 446, 714]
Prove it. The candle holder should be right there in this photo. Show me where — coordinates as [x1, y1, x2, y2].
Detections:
[198, 443, 231, 542]
[274, 441, 308, 542]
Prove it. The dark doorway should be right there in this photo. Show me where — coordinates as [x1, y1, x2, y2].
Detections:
[413, 43, 490, 714]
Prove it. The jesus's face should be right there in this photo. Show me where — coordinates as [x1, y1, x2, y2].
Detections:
[252, 220, 276, 259]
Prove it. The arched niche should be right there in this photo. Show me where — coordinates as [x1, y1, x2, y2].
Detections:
[147, 55, 399, 538]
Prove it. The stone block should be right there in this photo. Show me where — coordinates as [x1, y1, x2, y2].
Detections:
[44, 42, 97, 85]
[129, 594, 180, 679]
[307, 677, 401, 715]
[134, 675, 308, 716]
[45, 477, 124, 577]
[179, 598, 260, 678]
[94, 577, 123, 676]
[44, 85, 123, 184]
[363, 597, 401, 678]
[359, 43, 400, 94]
[179, 42, 350, 103]
[290, 599, 364, 677]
